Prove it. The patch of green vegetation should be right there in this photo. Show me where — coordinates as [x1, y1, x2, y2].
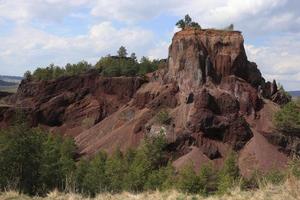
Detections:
[176, 14, 201, 30]
[26, 46, 166, 81]
[2, 111, 300, 197]
[0, 115, 76, 195]
[217, 152, 240, 194]
[274, 101, 300, 136]
[155, 110, 171, 125]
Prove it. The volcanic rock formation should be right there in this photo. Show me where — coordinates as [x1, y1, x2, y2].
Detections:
[0, 28, 291, 176]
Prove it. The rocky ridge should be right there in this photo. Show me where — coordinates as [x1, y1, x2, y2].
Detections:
[0, 28, 290, 176]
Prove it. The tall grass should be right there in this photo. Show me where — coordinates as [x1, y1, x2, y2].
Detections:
[1, 177, 299, 200]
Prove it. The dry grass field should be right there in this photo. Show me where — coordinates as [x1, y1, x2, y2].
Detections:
[1, 178, 299, 200]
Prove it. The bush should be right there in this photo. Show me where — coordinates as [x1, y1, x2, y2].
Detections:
[263, 170, 286, 185]
[145, 163, 175, 191]
[176, 163, 201, 194]
[124, 133, 168, 192]
[274, 101, 300, 135]
[288, 156, 300, 179]
[81, 117, 95, 129]
[198, 164, 217, 195]
[156, 110, 171, 125]
[217, 152, 240, 194]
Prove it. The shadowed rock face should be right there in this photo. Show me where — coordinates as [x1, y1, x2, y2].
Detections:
[0, 28, 290, 176]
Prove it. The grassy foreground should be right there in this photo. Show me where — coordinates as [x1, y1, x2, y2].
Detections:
[1, 178, 299, 200]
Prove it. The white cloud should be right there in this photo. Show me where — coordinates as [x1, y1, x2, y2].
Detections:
[0, 22, 154, 75]
[0, 0, 89, 23]
[89, 0, 298, 32]
[0, 0, 299, 90]
[245, 33, 300, 90]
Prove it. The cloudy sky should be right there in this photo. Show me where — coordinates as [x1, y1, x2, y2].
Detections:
[0, 0, 299, 90]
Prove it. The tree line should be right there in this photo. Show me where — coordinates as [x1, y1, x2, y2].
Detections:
[1, 102, 300, 197]
[0, 113, 242, 197]
[24, 46, 166, 81]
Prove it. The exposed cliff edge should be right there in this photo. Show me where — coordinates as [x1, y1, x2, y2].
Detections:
[0, 28, 291, 176]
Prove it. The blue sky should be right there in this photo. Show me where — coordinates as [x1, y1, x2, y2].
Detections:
[0, 0, 299, 90]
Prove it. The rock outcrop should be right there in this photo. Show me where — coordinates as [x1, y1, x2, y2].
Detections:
[0, 28, 290, 176]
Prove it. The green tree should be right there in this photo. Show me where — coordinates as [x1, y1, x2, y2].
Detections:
[39, 134, 76, 194]
[130, 53, 137, 62]
[138, 57, 158, 75]
[176, 14, 201, 30]
[0, 125, 45, 195]
[176, 163, 201, 194]
[118, 46, 128, 57]
[24, 70, 32, 81]
[123, 147, 152, 192]
[217, 152, 240, 194]
[82, 151, 107, 196]
[124, 134, 168, 192]
[105, 149, 125, 193]
[198, 164, 217, 195]
[74, 159, 89, 193]
[145, 163, 175, 191]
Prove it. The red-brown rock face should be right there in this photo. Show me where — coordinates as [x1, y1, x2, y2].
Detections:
[166, 29, 263, 94]
[0, 28, 290, 176]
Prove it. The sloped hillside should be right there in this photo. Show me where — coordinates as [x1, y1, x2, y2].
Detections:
[0, 28, 292, 175]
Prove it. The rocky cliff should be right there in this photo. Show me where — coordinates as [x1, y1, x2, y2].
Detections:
[0, 28, 290, 176]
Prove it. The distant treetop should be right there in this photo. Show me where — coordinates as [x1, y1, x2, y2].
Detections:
[118, 46, 128, 58]
[176, 14, 201, 30]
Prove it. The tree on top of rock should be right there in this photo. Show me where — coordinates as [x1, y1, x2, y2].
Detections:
[176, 14, 201, 30]
[118, 46, 128, 58]
[224, 24, 234, 31]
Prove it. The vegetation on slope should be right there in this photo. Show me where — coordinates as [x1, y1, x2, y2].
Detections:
[24, 46, 166, 81]
[2, 113, 300, 198]
[274, 100, 300, 136]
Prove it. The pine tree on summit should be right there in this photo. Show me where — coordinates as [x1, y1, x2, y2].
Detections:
[176, 14, 201, 30]
[118, 46, 128, 58]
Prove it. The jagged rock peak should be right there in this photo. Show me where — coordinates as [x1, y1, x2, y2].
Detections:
[166, 28, 263, 92]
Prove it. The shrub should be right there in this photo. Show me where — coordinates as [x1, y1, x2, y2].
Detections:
[176, 163, 201, 194]
[274, 101, 300, 135]
[288, 156, 300, 179]
[263, 169, 286, 185]
[81, 117, 95, 129]
[145, 163, 175, 191]
[123, 134, 168, 192]
[217, 152, 240, 194]
[156, 110, 171, 125]
[198, 164, 217, 195]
